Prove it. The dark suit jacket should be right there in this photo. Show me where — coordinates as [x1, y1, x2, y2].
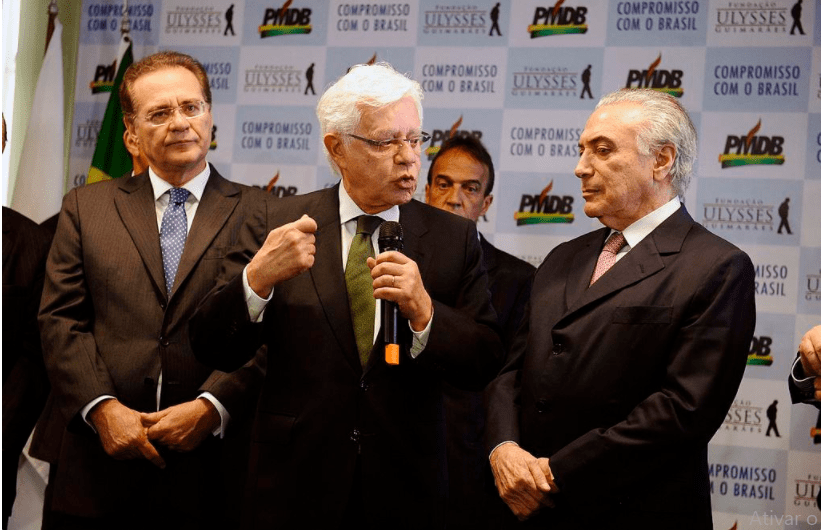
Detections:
[480, 234, 535, 352]
[31, 167, 266, 525]
[190, 184, 503, 529]
[443, 234, 534, 530]
[2, 207, 52, 524]
[485, 206, 756, 530]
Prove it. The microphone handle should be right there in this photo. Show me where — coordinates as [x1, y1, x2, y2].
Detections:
[380, 241, 401, 365]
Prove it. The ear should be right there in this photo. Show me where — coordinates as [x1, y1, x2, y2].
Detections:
[424, 183, 431, 203]
[123, 130, 140, 157]
[479, 193, 493, 217]
[123, 116, 136, 140]
[324, 134, 348, 172]
[652, 143, 675, 183]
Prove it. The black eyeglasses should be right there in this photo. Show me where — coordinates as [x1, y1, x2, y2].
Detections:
[347, 132, 431, 152]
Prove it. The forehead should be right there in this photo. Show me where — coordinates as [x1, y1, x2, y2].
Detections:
[580, 102, 645, 144]
[131, 67, 204, 110]
[432, 149, 488, 183]
[358, 96, 420, 133]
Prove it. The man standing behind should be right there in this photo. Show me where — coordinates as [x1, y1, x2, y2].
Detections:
[33, 51, 264, 530]
[190, 62, 503, 529]
[425, 135, 534, 529]
[485, 89, 756, 529]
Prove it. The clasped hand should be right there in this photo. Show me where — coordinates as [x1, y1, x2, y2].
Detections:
[89, 398, 221, 469]
[489, 443, 558, 521]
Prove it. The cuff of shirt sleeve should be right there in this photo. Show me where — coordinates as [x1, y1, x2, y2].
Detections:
[81, 395, 115, 432]
[198, 392, 230, 438]
[791, 356, 817, 395]
[243, 265, 272, 323]
[408, 308, 433, 359]
[489, 440, 519, 461]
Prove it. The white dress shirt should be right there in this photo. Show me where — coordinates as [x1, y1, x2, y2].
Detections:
[242, 183, 431, 357]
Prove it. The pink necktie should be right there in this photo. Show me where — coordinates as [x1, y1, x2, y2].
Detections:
[590, 232, 626, 286]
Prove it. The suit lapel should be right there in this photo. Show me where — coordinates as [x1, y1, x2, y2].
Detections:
[308, 186, 362, 374]
[397, 200, 429, 277]
[173, 168, 240, 296]
[114, 173, 166, 297]
[564, 228, 606, 309]
[480, 234, 497, 276]
[561, 206, 693, 324]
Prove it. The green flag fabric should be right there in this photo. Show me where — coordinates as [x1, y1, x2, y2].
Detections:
[87, 36, 133, 184]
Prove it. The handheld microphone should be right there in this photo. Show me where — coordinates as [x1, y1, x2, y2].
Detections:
[378, 221, 403, 365]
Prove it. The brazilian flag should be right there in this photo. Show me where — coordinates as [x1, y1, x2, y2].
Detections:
[87, 36, 133, 184]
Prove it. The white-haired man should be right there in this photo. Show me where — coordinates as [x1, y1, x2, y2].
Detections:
[485, 89, 756, 529]
[190, 62, 503, 529]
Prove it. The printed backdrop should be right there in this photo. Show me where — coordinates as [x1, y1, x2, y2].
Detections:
[68, 1, 821, 528]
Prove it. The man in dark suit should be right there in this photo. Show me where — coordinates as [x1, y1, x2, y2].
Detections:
[485, 88, 756, 529]
[425, 135, 534, 529]
[2, 207, 52, 529]
[32, 51, 264, 530]
[190, 62, 503, 529]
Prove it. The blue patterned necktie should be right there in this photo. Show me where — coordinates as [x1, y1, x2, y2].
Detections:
[161, 187, 190, 296]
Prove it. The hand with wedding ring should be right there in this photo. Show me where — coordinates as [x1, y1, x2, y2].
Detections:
[367, 251, 432, 332]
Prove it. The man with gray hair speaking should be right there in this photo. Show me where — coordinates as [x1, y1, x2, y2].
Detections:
[190, 62, 502, 529]
[485, 88, 756, 529]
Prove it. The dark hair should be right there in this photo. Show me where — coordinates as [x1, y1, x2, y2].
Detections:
[426, 135, 495, 196]
[120, 51, 212, 118]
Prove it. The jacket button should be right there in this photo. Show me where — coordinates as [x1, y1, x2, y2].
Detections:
[536, 399, 550, 413]
[160, 337, 170, 347]
[552, 343, 563, 355]
[350, 429, 360, 443]
[359, 381, 368, 391]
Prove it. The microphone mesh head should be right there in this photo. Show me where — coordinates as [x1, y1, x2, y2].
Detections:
[378, 221, 403, 252]
[379, 221, 403, 240]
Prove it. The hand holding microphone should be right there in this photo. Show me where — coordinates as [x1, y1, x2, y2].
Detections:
[378, 222, 403, 365]
[368, 222, 434, 365]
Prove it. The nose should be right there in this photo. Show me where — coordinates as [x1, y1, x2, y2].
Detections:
[167, 107, 191, 131]
[445, 187, 462, 209]
[574, 149, 591, 179]
[394, 139, 418, 165]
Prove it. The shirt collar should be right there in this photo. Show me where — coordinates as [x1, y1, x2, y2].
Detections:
[149, 163, 211, 202]
[338, 183, 400, 225]
[618, 197, 681, 249]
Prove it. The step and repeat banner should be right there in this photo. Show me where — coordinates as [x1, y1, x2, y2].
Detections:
[68, 1, 819, 527]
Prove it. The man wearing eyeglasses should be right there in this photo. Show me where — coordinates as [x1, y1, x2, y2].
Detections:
[189, 62, 504, 529]
[33, 51, 265, 530]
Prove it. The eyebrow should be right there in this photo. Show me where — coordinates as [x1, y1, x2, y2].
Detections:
[146, 99, 200, 112]
[434, 175, 482, 187]
[579, 134, 615, 148]
[373, 128, 423, 138]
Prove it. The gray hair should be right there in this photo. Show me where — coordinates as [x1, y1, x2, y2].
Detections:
[596, 88, 697, 197]
[316, 62, 424, 174]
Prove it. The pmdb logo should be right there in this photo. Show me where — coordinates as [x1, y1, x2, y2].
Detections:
[259, 0, 312, 38]
[253, 171, 299, 197]
[515, 180, 574, 225]
[625, 54, 684, 98]
[89, 58, 117, 94]
[747, 335, 774, 366]
[424, 116, 483, 160]
[719, 119, 785, 169]
[528, 1, 588, 38]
